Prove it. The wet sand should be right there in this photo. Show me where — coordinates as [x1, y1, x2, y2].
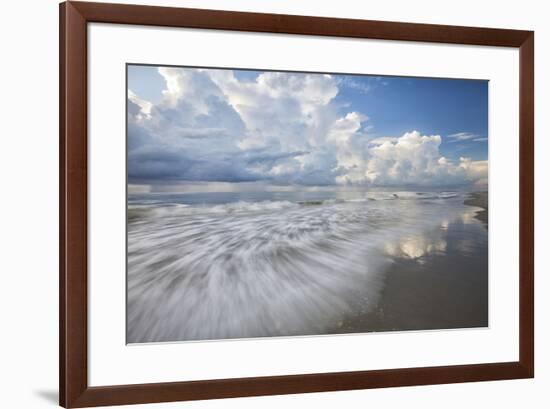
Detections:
[128, 193, 489, 341]
[464, 191, 488, 227]
[332, 199, 489, 334]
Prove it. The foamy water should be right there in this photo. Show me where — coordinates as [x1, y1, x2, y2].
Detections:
[127, 191, 482, 343]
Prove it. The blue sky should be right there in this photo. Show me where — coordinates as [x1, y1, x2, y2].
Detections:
[333, 75, 488, 161]
[127, 65, 488, 189]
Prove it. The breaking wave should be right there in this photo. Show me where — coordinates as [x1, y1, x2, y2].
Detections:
[127, 191, 471, 343]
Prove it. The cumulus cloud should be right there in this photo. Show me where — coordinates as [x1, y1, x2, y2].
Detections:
[364, 131, 487, 186]
[128, 67, 487, 188]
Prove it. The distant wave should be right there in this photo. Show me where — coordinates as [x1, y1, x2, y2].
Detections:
[365, 191, 459, 201]
[128, 191, 462, 216]
[127, 192, 469, 343]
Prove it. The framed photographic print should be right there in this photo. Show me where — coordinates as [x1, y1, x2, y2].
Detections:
[60, 1, 534, 407]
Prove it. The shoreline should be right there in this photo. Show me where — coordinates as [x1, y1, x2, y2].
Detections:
[333, 196, 489, 335]
[128, 191, 490, 341]
[463, 191, 488, 228]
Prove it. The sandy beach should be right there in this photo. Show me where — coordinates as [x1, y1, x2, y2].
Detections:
[464, 191, 488, 227]
[332, 192, 489, 334]
[127, 191, 489, 342]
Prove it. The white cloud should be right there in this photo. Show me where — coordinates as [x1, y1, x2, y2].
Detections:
[338, 77, 371, 94]
[337, 75, 389, 94]
[364, 131, 487, 186]
[128, 68, 487, 188]
[369, 136, 399, 145]
[447, 132, 487, 144]
[447, 131, 478, 142]
[459, 157, 489, 181]
[128, 89, 152, 119]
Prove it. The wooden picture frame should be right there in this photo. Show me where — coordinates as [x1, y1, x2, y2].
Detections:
[60, 1, 534, 407]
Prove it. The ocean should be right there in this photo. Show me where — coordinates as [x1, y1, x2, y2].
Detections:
[127, 190, 488, 343]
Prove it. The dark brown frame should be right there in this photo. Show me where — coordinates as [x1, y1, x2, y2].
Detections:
[59, 1, 534, 407]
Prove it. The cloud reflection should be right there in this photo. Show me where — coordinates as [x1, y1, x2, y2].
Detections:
[384, 228, 447, 263]
[384, 206, 484, 263]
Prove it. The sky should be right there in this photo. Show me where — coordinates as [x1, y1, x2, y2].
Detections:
[127, 65, 488, 191]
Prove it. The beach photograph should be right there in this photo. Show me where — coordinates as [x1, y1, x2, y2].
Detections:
[126, 65, 489, 343]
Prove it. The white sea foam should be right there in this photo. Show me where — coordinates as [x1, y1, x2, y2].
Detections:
[127, 192, 477, 343]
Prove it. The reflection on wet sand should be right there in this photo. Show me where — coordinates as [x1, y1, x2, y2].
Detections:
[336, 200, 488, 334]
[385, 231, 447, 263]
[383, 205, 482, 263]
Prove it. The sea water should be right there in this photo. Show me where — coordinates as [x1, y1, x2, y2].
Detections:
[127, 190, 486, 343]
